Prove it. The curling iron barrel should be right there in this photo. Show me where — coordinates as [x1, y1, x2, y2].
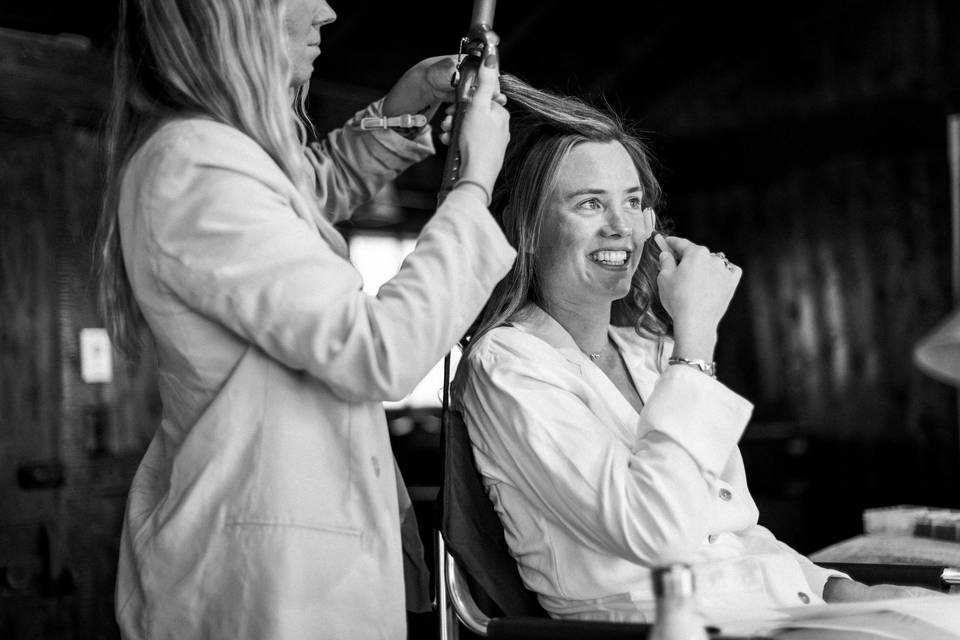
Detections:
[438, 0, 499, 203]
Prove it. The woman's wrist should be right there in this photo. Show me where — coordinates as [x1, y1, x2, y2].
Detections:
[670, 327, 717, 363]
[453, 180, 491, 207]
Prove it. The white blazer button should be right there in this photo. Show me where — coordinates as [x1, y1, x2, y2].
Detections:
[719, 488, 732, 501]
[708, 534, 718, 543]
[798, 592, 810, 604]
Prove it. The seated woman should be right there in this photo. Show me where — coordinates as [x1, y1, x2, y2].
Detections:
[452, 75, 929, 626]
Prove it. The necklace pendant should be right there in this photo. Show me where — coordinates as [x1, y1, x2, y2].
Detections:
[589, 352, 601, 361]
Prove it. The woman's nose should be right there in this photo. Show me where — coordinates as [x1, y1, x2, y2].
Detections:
[602, 207, 632, 237]
[314, 1, 337, 26]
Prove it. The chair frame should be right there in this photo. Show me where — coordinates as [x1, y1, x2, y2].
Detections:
[436, 530, 490, 639]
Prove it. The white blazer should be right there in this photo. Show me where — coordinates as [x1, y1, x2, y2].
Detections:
[114, 103, 516, 639]
[457, 304, 842, 626]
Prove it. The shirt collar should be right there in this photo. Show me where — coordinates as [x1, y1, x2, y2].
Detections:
[509, 303, 585, 365]
[509, 302, 671, 370]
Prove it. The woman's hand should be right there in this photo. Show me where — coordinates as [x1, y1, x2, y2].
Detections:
[448, 52, 510, 201]
[655, 234, 741, 362]
[439, 88, 508, 147]
[823, 577, 943, 602]
[382, 55, 459, 122]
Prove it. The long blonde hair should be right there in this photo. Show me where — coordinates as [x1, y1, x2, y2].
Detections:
[96, 0, 316, 357]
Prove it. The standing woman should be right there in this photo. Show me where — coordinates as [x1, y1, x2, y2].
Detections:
[96, 1, 513, 638]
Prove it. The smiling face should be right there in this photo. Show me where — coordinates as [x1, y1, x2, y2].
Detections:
[284, 0, 337, 87]
[535, 141, 656, 312]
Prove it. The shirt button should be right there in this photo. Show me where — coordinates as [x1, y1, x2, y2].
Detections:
[798, 592, 810, 604]
[719, 488, 732, 501]
[707, 534, 718, 544]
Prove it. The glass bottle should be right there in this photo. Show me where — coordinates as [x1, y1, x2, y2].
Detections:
[649, 563, 708, 640]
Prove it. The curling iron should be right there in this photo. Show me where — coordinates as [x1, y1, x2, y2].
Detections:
[437, 0, 500, 204]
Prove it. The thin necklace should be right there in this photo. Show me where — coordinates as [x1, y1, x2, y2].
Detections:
[584, 337, 609, 362]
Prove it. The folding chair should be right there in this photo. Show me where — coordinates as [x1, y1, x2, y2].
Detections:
[434, 410, 960, 639]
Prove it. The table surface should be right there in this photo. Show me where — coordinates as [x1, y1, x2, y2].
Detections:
[810, 534, 960, 566]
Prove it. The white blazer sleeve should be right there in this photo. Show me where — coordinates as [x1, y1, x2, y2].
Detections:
[304, 99, 434, 225]
[737, 524, 850, 596]
[138, 126, 515, 403]
[461, 345, 752, 566]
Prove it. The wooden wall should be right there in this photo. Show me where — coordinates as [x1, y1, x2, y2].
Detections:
[0, 28, 159, 639]
[635, 0, 960, 550]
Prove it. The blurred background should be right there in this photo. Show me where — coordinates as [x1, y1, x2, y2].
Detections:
[1, 0, 959, 637]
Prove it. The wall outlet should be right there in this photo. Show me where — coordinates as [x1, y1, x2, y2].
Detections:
[79, 328, 113, 384]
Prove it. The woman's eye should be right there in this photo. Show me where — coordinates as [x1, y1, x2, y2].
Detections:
[627, 197, 643, 209]
[578, 198, 602, 210]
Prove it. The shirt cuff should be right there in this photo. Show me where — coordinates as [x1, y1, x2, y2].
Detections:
[640, 364, 753, 474]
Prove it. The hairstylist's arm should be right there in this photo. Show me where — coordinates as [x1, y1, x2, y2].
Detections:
[307, 56, 460, 225]
[147, 62, 512, 403]
[655, 234, 741, 362]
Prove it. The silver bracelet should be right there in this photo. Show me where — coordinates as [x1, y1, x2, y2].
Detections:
[668, 356, 717, 378]
[454, 179, 491, 207]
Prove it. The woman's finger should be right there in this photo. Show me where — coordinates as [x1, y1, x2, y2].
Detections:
[657, 249, 677, 275]
[662, 235, 698, 256]
[423, 56, 458, 103]
[470, 47, 500, 105]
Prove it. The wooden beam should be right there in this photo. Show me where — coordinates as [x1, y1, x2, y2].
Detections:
[0, 27, 111, 128]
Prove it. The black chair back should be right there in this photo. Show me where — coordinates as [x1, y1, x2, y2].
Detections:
[437, 409, 547, 618]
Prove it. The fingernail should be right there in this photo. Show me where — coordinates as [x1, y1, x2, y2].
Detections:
[484, 53, 498, 68]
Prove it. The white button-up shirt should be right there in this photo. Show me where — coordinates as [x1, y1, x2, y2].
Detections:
[457, 304, 841, 625]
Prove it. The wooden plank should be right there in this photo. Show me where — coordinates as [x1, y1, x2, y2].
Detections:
[0, 27, 110, 127]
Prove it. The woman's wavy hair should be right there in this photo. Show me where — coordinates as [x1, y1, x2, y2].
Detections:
[461, 75, 673, 364]
[95, 0, 316, 358]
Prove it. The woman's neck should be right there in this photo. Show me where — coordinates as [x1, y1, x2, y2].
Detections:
[541, 299, 612, 356]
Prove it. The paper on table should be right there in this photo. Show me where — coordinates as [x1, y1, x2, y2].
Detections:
[720, 595, 960, 639]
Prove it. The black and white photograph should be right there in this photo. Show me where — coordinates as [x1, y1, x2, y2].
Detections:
[1, 1, 960, 638]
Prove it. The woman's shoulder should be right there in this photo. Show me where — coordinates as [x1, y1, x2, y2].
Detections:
[130, 118, 277, 179]
[123, 118, 295, 212]
[465, 324, 570, 370]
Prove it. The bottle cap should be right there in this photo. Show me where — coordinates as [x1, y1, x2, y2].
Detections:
[652, 564, 696, 598]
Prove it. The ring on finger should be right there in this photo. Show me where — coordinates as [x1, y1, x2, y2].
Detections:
[710, 251, 735, 271]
